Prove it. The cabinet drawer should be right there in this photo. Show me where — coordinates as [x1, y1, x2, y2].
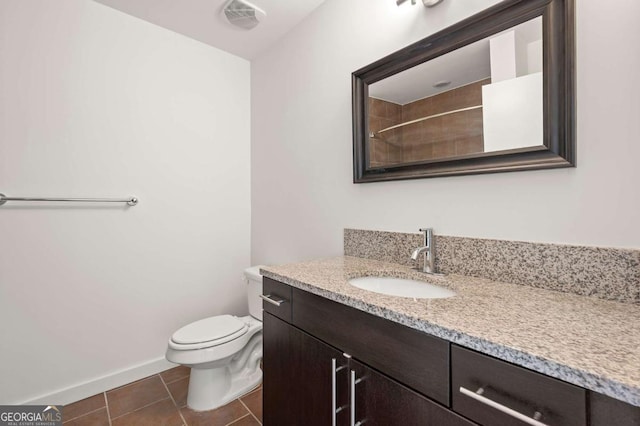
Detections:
[452, 345, 586, 426]
[589, 391, 640, 426]
[292, 287, 450, 406]
[261, 277, 292, 323]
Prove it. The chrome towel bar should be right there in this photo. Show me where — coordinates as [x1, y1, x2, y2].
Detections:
[0, 193, 138, 206]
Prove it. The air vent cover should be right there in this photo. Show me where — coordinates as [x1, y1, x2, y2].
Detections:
[222, 0, 266, 30]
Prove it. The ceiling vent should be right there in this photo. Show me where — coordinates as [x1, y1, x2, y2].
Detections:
[222, 0, 266, 30]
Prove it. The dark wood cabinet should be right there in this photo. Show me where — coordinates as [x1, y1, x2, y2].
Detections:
[263, 279, 639, 426]
[263, 280, 465, 426]
[263, 312, 349, 426]
[263, 311, 470, 426]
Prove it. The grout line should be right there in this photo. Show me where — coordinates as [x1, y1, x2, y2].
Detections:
[160, 372, 188, 426]
[238, 398, 261, 425]
[103, 392, 112, 426]
[163, 374, 190, 385]
[243, 385, 261, 397]
[225, 413, 251, 426]
[241, 387, 262, 425]
[109, 397, 171, 421]
[62, 406, 106, 424]
[180, 414, 189, 426]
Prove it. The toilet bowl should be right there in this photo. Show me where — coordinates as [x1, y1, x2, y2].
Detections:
[166, 266, 264, 411]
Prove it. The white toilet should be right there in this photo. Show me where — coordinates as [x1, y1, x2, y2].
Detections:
[165, 266, 264, 411]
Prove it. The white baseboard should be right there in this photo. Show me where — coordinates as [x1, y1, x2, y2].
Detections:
[21, 357, 176, 405]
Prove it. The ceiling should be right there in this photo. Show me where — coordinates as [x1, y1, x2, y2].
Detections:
[369, 16, 542, 105]
[370, 37, 491, 105]
[94, 0, 327, 59]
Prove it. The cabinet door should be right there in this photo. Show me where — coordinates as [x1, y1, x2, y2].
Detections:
[350, 359, 476, 426]
[263, 312, 349, 426]
[263, 312, 293, 425]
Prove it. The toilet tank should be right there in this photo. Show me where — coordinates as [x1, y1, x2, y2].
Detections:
[244, 265, 264, 321]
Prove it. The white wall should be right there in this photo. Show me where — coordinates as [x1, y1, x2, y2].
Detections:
[489, 30, 517, 82]
[482, 72, 543, 151]
[251, 0, 640, 267]
[0, 0, 250, 404]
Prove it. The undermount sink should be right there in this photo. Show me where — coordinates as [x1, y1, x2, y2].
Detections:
[348, 276, 456, 299]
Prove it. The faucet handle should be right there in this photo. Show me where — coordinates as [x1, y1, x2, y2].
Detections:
[417, 228, 436, 273]
[418, 228, 433, 247]
[419, 228, 433, 238]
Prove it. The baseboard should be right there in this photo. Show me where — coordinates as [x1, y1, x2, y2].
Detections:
[21, 357, 175, 405]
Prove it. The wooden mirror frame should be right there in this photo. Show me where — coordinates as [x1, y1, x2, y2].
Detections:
[352, 0, 575, 183]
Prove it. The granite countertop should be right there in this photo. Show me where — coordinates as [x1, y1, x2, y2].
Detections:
[260, 256, 640, 407]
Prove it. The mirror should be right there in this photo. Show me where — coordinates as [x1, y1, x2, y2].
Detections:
[352, 0, 574, 182]
[368, 17, 542, 166]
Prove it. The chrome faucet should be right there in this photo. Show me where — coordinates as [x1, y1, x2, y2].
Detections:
[411, 228, 436, 274]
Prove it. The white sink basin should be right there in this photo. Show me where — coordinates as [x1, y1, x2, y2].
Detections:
[348, 276, 455, 299]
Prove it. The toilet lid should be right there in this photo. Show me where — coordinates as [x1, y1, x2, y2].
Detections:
[171, 315, 247, 345]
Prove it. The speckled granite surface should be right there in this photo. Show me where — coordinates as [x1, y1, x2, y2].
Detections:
[261, 256, 640, 407]
[344, 228, 640, 304]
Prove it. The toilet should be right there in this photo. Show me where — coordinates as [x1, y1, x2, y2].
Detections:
[165, 266, 264, 411]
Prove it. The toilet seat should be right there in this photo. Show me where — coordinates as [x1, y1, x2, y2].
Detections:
[169, 315, 249, 350]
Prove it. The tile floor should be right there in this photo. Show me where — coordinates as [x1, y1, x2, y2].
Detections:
[62, 366, 262, 425]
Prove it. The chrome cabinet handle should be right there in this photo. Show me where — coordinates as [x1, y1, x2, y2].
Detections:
[332, 359, 338, 426]
[350, 371, 356, 426]
[331, 359, 347, 426]
[350, 370, 364, 426]
[259, 294, 285, 306]
[332, 357, 349, 426]
[459, 386, 548, 426]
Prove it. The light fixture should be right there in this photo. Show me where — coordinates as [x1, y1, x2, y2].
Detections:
[396, 0, 444, 7]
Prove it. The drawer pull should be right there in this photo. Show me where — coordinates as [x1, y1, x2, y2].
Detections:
[259, 294, 285, 307]
[459, 386, 548, 426]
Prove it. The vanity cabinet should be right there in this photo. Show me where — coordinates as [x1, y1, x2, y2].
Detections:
[262, 277, 473, 425]
[263, 311, 473, 426]
[262, 278, 640, 425]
